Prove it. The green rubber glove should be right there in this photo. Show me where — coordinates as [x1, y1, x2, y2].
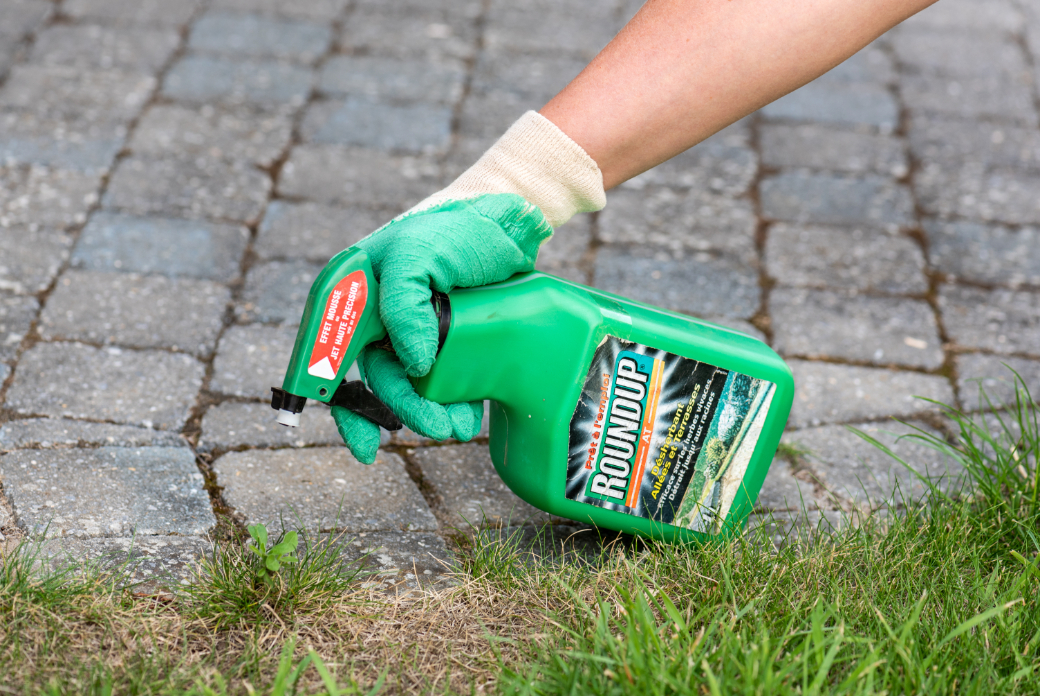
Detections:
[332, 193, 552, 464]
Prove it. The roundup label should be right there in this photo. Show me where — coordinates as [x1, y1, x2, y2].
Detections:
[307, 270, 367, 381]
[566, 336, 776, 534]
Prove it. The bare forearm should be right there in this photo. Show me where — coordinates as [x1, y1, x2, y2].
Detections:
[541, 0, 937, 189]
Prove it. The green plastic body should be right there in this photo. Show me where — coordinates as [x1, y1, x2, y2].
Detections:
[281, 247, 794, 544]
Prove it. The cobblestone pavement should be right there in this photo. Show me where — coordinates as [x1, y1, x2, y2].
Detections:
[1, 0, 1039, 589]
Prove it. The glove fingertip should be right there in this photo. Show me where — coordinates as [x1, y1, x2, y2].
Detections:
[331, 406, 380, 465]
[447, 401, 484, 442]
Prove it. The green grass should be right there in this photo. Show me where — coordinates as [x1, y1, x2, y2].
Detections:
[1, 377, 1038, 694]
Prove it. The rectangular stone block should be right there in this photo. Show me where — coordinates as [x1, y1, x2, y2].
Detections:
[338, 9, 476, 61]
[0, 65, 155, 123]
[39, 270, 231, 358]
[210, 0, 348, 21]
[891, 29, 1028, 78]
[594, 245, 760, 320]
[765, 224, 926, 294]
[73, 212, 248, 281]
[760, 124, 908, 178]
[29, 25, 180, 72]
[189, 11, 332, 64]
[0, 164, 102, 230]
[214, 448, 437, 532]
[0, 418, 183, 450]
[198, 401, 352, 452]
[901, 74, 1037, 127]
[956, 353, 1040, 410]
[784, 422, 964, 509]
[278, 145, 440, 209]
[761, 82, 899, 132]
[901, 0, 1022, 32]
[599, 187, 756, 257]
[301, 98, 452, 153]
[318, 55, 465, 105]
[787, 360, 955, 428]
[211, 324, 297, 399]
[5, 342, 205, 430]
[35, 536, 211, 592]
[760, 172, 913, 227]
[236, 260, 323, 324]
[484, 5, 618, 59]
[909, 120, 1040, 172]
[0, 110, 126, 173]
[162, 56, 313, 107]
[0, 447, 215, 539]
[129, 104, 293, 169]
[755, 459, 821, 512]
[924, 219, 1040, 287]
[255, 201, 384, 262]
[471, 53, 587, 103]
[915, 164, 1040, 226]
[322, 530, 451, 590]
[0, 226, 73, 295]
[456, 94, 531, 141]
[771, 289, 943, 368]
[63, 0, 200, 26]
[940, 285, 1040, 355]
[411, 443, 549, 527]
[0, 295, 38, 362]
[620, 140, 758, 196]
[535, 213, 592, 284]
[104, 156, 270, 224]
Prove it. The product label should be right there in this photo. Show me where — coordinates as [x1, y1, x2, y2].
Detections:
[307, 270, 367, 381]
[566, 336, 776, 534]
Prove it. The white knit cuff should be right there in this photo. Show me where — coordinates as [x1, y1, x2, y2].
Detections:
[414, 111, 606, 229]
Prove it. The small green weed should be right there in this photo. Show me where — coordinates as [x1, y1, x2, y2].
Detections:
[246, 523, 299, 588]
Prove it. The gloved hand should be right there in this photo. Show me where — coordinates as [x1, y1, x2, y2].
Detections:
[332, 111, 606, 464]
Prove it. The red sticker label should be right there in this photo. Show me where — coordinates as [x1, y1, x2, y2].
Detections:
[307, 270, 368, 381]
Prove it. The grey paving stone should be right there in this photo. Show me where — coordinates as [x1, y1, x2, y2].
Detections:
[760, 173, 913, 228]
[536, 213, 591, 284]
[900, 74, 1037, 127]
[0, 295, 38, 362]
[909, 120, 1040, 172]
[0, 447, 214, 539]
[129, 104, 293, 169]
[471, 53, 587, 103]
[484, 6, 618, 59]
[759, 124, 908, 178]
[35, 536, 211, 592]
[0, 419, 183, 450]
[784, 422, 965, 509]
[771, 289, 943, 368]
[940, 285, 1040, 355]
[0, 110, 126, 173]
[0, 65, 155, 123]
[256, 201, 384, 262]
[338, 9, 477, 61]
[755, 459, 821, 511]
[818, 43, 896, 86]
[355, 0, 482, 13]
[787, 360, 955, 428]
[189, 11, 332, 64]
[162, 56, 313, 107]
[599, 187, 756, 257]
[322, 530, 451, 590]
[211, 324, 297, 399]
[278, 145, 440, 209]
[5, 343, 205, 430]
[29, 24, 180, 72]
[901, 0, 1022, 32]
[318, 55, 465, 105]
[39, 270, 230, 358]
[620, 141, 758, 196]
[236, 260, 322, 325]
[0, 226, 72, 295]
[765, 224, 927, 294]
[761, 82, 899, 132]
[210, 0, 348, 21]
[456, 94, 537, 143]
[301, 98, 452, 154]
[915, 164, 1040, 226]
[215, 447, 437, 532]
[891, 29, 1028, 78]
[63, 0, 200, 26]
[104, 156, 270, 224]
[412, 443, 548, 528]
[956, 353, 1040, 410]
[924, 219, 1040, 287]
[73, 212, 249, 281]
[197, 401, 354, 452]
[594, 246, 760, 320]
[0, 164, 102, 230]
[0, 0, 52, 38]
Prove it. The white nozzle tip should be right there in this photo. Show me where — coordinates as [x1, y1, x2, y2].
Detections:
[276, 409, 301, 427]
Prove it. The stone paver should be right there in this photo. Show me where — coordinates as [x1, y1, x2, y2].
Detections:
[761, 173, 913, 227]
[236, 260, 323, 324]
[301, 98, 453, 153]
[909, 120, 1040, 172]
[198, 401, 354, 452]
[255, 201, 384, 262]
[956, 353, 1040, 410]
[412, 443, 549, 528]
[0, 65, 155, 123]
[0, 165, 102, 230]
[319, 56, 466, 105]
[29, 24, 180, 72]
[210, 0, 348, 21]
[760, 124, 908, 177]
[323, 531, 452, 589]
[215, 448, 437, 532]
[5, 343, 204, 430]
[163, 56, 312, 106]
[762, 82, 900, 132]
[924, 219, 1040, 287]
[0, 226, 73, 295]
[63, 0, 201, 27]
[210, 324, 297, 399]
[916, 164, 1040, 226]
[0, 111, 125, 173]
[338, 9, 477, 62]
[755, 458, 823, 512]
[36, 536, 212, 592]
[188, 11, 333, 64]
[0, 447, 214, 539]
[939, 286, 1040, 355]
[0, 295, 38, 363]
[0, 418, 183, 450]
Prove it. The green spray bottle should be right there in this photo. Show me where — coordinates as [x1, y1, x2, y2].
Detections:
[271, 246, 794, 543]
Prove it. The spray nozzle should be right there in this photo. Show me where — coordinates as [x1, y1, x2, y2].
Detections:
[271, 381, 402, 431]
